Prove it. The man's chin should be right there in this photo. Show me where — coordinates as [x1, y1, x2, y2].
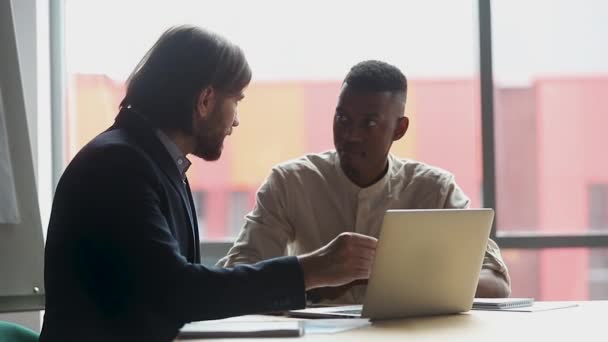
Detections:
[199, 153, 222, 161]
[338, 154, 362, 171]
[193, 146, 223, 161]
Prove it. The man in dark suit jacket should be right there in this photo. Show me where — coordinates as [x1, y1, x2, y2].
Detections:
[40, 25, 377, 341]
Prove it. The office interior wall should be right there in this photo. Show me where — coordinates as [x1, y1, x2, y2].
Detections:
[0, 0, 46, 332]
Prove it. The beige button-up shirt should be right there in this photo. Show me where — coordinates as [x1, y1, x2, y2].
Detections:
[219, 151, 510, 304]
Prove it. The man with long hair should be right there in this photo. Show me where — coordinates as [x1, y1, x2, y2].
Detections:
[40, 26, 377, 341]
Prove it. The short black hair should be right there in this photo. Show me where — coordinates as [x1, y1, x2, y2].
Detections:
[120, 25, 251, 133]
[343, 60, 407, 96]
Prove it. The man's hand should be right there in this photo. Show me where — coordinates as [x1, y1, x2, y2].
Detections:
[475, 269, 511, 298]
[297, 232, 377, 291]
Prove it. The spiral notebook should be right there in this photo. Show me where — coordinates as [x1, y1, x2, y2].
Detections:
[472, 298, 534, 310]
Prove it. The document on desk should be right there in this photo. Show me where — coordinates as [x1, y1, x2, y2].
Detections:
[304, 319, 371, 334]
[473, 301, 578, 312]
[177, 320, 303, 339]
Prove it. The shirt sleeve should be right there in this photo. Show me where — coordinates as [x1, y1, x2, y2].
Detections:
[218, 167, 295, 267]
[440, 173, 512, 288]
[483, 239, 512, 287]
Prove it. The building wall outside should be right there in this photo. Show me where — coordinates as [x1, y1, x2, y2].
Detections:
[68, 74, 608, 300]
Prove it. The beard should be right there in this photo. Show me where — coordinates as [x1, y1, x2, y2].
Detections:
[192, 132, 224, 161]
[191, 107, 229, 161]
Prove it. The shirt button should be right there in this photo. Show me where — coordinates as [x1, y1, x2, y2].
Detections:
[178, 159, 183, 165]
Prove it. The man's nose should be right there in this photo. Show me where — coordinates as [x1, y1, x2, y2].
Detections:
[342, 126, 363, 142]
[232, 113, 240, 127]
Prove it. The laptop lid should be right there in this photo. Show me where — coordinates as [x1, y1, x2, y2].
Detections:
[361, 208, 494, 320]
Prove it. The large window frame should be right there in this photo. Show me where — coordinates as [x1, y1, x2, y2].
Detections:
[49, 0, 608, 261]
[478, 0, 608, 250]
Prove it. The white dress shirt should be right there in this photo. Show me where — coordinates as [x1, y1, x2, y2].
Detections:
[219, 151, 510, 304]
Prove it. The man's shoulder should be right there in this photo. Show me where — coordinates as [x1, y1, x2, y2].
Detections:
[390, 155, 456, 186]
[80, 128, 148, 160]
[65, 128, 156, 179]
[53, 128, 162, 207]
[83, 127, 138, 151]
[272, 150, 338, 177]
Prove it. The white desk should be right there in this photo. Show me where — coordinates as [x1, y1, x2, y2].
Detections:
[177, 301, 607, 341]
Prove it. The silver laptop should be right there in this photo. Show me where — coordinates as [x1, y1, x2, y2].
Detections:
[288, 209, 494, 320]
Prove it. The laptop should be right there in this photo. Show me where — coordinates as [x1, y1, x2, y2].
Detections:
[288, 208, 494, 320]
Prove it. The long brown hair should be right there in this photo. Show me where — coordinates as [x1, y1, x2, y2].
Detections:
[120, 25, 251, 133]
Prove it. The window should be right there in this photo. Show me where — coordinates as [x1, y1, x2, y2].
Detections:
[502, 248, 608, 300]
[492, 0, 608, 235]
[227, 191, 254, 237]
[589, 252, 608, 299]
[589, 184, 608, 230]
[589, 184, 608, 298]
[52, 1, 608, 294]
[62, 0, 481, 241]
[489, 0, 608, 301]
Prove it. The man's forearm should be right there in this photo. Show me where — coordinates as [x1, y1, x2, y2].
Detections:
[475, 268, 511, 298]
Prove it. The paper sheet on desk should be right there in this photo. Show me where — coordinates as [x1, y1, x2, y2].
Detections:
[473, 302, 579, 312]
[304, 319, 370, 334]
[0, 92, 20, 224]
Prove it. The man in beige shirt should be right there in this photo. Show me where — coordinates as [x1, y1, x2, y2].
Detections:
[219, 60, 510, 304]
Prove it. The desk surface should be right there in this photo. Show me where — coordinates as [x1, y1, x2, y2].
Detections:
[177, 301, 607, 341]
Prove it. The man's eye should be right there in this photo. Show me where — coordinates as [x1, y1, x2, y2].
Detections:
[367, 120, 377, 127]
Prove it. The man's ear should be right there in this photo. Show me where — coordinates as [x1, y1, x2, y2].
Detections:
[196, 86, 216, 119]
[393, 116, 409, 141]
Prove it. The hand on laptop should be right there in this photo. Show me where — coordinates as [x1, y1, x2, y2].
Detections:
[297, 232, 377, 291]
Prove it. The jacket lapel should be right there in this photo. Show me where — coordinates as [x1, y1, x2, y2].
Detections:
[112, 109, 198, 261]
[183, 178, 201, 261]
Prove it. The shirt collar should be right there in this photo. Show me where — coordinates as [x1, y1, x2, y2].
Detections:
[155, 129, 191, 180]
[334, 151, 393, 197]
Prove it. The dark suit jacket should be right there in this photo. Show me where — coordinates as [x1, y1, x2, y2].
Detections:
[40, 109, 305, 342]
